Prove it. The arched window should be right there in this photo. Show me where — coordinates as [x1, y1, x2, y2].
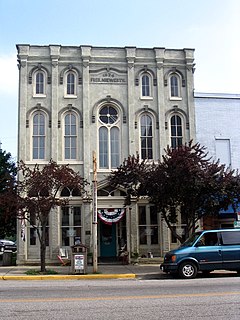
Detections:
[140, 114, 153, 160]
[67, 72, 76, 95]
[170, 75, 179, 97]
[64, 113, 77, 159]
[141, 74, 151, 97]
[171, 115, 183, 149]
[98, 105, 120, 169]
[32, 112, 45, 159]
[35, 71, 44, 94]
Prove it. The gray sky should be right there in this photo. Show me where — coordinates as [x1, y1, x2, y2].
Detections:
[0, 0, 239, 158]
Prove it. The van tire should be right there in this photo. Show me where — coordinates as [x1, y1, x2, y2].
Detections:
[179, 262, 197, 279]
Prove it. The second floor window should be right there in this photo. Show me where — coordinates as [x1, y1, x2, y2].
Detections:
[35, 72, 44, 94]
[170, 75, 179, 97]
[32, 112, 45, 159]
[141, 74, 151, 97]
[67, 72, 76, 95]
[64, 113, 77, 159]
[140, 114, 153, 160]
[171, 115, 183, 149]
[99, 105, 120, 169]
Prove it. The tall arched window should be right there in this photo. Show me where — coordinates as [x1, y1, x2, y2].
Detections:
[64, 113, 77, 159]
[140, 114, 153, 160]
[141, 74, 151, 97]
[171, 115, 183, 149]
[170, 75, 179, 97]
[32, 112, 45, 159]
[35, 71, 44, 94]
[67, 72, 76, 95]
[98, 105, 120, 169]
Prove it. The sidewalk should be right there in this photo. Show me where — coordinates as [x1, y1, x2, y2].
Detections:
[0, 263, 163, 280]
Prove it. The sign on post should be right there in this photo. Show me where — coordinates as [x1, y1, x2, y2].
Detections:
[74, 254, 84, 271]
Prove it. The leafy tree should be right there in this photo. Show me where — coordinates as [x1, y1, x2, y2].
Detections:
[0, 160, 88, 272]
[110, 142, 240, 243]
[0, 148, 17, 239]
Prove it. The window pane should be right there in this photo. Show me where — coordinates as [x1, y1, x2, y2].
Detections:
[139, 206, 146, 225]
[171, 75, 179, 97]
[67, 73, 75, 95]
[99, 127, 108, 168]
[99, 106, 118, 124]
[139, 226, 147, 244]
[62, 207, 69, 226]
[64, 113, 77, 159]
[32, 113, 45, 159]
[141, 115, 153, 159]
[151, 226, 158, 244]
[150, 206, 158, 224]
[36, 72, 44, 94]
[171, 115, 182, 149]
[142, 75, 150, 96]
[73, 207, 81, 225]
[110, 127, 119, 168]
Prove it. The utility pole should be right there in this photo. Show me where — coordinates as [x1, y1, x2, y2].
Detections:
[92, 151, 98, 273]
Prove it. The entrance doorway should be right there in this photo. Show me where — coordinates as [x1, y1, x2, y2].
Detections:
[100, 221, 116, 257]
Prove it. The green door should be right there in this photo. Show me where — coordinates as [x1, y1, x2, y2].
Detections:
[100, 221, 117, 257]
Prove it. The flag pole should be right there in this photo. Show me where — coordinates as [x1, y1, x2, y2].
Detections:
[92, 151, 98, 273]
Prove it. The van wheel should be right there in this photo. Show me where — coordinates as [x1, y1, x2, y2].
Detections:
[179, 262, 197, 279]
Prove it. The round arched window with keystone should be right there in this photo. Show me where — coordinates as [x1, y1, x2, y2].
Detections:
[99, 105, 118, 124]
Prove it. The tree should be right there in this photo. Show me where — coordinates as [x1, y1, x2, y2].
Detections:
[0, 148, 17, 239]
[110, 142, 240, 243]
[0, 160, 88, 272]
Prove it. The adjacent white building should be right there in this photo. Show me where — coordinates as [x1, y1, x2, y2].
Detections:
[195, 92, 240, 228]
[16, 44, 196, 264]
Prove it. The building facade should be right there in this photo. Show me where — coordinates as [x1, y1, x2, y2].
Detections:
[16, 45, 196, 264]
[195, 92, 240, 229]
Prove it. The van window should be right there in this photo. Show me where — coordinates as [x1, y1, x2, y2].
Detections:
[221, 231, 240, 245]
[197, 232, 219, 246]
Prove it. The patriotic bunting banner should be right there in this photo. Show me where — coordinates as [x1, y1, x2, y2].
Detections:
[98, 208, 125, 225]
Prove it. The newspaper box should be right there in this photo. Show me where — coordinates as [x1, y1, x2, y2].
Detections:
[71, 244, 87, 274]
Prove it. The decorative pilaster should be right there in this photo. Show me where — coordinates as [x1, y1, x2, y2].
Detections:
[125, 47, 136, 155]
[50, 45, 60, 160]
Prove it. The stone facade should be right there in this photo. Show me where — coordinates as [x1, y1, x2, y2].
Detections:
[16, 45, 196, 264]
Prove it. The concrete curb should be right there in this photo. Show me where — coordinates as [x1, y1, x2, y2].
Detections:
[0, 273, 136, 281]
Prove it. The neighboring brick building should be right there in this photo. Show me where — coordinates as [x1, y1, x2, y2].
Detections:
[16, 44, 195, 264]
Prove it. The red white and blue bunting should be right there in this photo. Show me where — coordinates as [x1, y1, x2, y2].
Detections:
[98, 208, 125, 225]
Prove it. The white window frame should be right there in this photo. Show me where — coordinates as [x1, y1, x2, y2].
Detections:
[140, 113, 154, 160]
[64, 71, 77, 98]
[64, 112, 78, 160]
[98, 104, 121, 170]
[170, 114, 183, 149]
[169, 73, 182, 100]
[140, 73, 153, 100]
[32, 111, 46, 160]
[33, 70, 46, 97]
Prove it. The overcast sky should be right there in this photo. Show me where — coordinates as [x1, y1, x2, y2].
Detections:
[0, 0, 239, 158]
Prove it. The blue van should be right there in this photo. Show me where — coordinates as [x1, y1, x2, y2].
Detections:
[160, 229, 240, 279]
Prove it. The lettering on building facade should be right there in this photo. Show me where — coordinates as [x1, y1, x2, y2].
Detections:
[90, 72, 127, 84]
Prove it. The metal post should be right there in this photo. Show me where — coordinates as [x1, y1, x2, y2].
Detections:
[92, 151, 98, 273]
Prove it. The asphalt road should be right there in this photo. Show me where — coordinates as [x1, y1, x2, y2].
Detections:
[0, 276, 240, 320]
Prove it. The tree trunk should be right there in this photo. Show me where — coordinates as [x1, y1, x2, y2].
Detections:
[39, 221, 47, 273]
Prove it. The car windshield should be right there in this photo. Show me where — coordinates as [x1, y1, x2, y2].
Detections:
[180, 231, 203, 247]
